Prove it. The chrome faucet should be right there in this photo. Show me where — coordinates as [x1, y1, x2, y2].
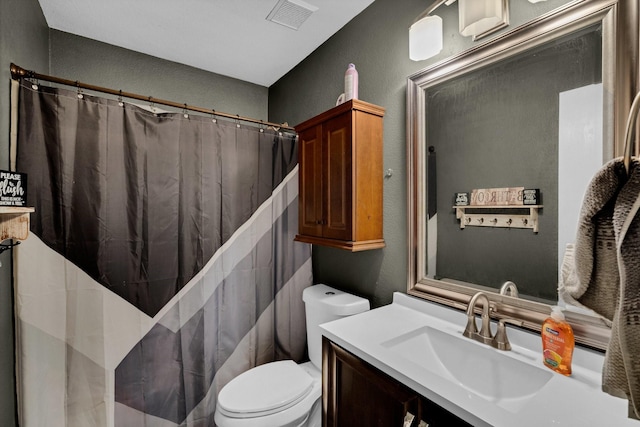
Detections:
[499, 281, 519, 298]
[463, 292, 494, 345]
[463, 291, 523, 351]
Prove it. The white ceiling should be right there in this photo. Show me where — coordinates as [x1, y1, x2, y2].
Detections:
[37, 0, 374, 87]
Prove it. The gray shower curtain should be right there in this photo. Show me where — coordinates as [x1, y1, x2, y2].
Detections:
[13, 80, 312, 426]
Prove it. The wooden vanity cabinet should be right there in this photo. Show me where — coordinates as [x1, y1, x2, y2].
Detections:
[323, 337, 472, 427]
[294, 100, 384, 251]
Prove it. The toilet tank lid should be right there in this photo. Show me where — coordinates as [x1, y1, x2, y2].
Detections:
[302, 284, 370, 316]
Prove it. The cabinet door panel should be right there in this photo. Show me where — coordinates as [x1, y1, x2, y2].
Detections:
[323, 338, 418, 427]
[353, 110, 383, 242]
[298, 126, 323, 237]
[324, 113, 352, 241]
[420, 396, 473, 427]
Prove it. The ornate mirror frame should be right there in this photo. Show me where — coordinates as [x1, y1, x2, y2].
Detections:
[407, 0, 639, 350]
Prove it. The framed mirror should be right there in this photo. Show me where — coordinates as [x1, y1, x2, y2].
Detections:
[407, 0, 638, 350]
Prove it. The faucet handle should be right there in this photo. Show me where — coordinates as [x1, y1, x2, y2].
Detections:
[462, 313, 477, 338]
[492, 318, 524, 351]
[477, 302, 498, 341]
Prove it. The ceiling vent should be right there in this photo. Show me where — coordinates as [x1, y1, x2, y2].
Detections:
[266, 0, 318, 30]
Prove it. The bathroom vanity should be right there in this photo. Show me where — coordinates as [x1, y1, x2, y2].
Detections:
[320, 293, 638, 426]
[323, 337, 471, 426]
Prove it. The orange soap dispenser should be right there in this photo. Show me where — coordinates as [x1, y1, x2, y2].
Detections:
[541, 306, 575, 376]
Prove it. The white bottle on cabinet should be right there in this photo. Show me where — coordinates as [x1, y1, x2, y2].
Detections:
[344, 63, 358, 101]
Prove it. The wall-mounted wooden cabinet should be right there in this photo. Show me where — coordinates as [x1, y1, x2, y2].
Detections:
[295, 99, 384, 251]
[323, 337, 473, 427]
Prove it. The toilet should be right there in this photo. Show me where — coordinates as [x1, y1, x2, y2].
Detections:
[214, 284, 370, 427]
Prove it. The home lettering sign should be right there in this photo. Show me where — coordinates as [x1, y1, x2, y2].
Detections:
[470, 187, 524, 206]
[0, 170, 27, 207]
[454, 187, 541, 206]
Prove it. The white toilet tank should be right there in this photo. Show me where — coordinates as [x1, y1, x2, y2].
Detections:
[302, 284, 370, 369]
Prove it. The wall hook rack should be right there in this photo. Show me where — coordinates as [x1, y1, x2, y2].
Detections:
[454, 205, 542, 233]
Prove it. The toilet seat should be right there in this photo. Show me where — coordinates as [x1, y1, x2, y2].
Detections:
[217, 360, 314, 418]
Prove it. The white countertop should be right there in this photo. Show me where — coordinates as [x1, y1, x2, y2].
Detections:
[320, 292, 638, 426]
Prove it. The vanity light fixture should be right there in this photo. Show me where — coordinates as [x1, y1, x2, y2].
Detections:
[409, 15, 443, 61]
[409, 0, 455, 61]
[458, 0, 508, 39]
[410, 0, 512, 61]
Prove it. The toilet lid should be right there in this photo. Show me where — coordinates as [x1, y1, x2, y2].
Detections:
[217, 360, 314, 417]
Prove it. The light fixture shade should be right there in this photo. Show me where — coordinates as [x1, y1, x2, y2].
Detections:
[409, 15, 443, 61]
[458, 0, 503, 37]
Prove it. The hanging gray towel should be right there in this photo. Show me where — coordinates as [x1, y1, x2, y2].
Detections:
[566, 157, 640, 419]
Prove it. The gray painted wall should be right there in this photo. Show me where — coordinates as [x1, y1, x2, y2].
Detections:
[50, 30, 269, 121]
[269, 0, 572, 307]
[0, 0, 49, 424]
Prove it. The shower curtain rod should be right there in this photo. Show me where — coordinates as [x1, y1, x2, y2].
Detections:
[10, 63, 295, 132]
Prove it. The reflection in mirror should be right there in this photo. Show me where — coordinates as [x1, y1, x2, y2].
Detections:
[426, 24, 603, 304]
[407, 0, 638, 350]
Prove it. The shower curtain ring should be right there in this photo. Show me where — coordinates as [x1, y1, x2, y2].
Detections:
[211, 109, 217, 123]
[235, 114, 241, 128]
[259, 120, 265, 133]
[183, 103, 189, 119]
[75, 81, 83, 99]
[118, 90, 124, 107]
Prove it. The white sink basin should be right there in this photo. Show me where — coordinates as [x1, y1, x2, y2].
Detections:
[381, 324, 553, 412]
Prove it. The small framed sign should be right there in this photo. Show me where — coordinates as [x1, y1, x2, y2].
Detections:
[454, 192, 470, 206]
[0, 170, 27, 207]
[523, 189, 540, 205]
